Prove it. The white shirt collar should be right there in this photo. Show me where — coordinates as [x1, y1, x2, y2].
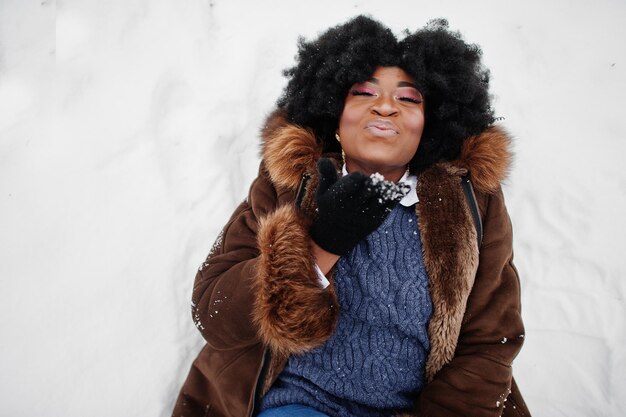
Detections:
[341, 165, 419, 206]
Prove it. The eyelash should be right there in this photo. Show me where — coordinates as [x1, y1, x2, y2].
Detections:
[350, 90, 422, 104]
[351, 90, 374, 97]
[398, 96, 422, 104]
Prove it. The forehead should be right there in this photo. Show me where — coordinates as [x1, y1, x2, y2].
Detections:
[368, 66, 416, 85]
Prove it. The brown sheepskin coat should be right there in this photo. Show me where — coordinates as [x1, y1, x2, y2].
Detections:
[172, 112, 531, 417]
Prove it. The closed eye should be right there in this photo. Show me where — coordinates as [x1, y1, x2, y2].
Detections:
[350, 89, 375, 97]
[398, 96, 423, 104]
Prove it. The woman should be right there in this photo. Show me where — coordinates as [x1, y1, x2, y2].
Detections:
[172, 16, 531, 417]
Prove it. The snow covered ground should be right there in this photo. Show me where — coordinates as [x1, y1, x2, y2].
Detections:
[1, 0, 625, 416]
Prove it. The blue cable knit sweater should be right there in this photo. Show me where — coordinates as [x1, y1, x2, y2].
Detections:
[260, 204, 433, 417]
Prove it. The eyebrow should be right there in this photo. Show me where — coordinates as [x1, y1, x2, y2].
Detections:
[369, 78, 419, 90]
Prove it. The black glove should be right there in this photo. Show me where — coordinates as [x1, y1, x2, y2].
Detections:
[310, 158, 410, 256]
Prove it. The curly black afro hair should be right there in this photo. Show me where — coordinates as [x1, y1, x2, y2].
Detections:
[277, 15, 495, 174]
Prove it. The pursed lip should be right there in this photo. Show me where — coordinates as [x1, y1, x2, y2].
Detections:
[364, 119, 399, 133]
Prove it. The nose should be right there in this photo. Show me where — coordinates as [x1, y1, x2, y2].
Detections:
[371, 93, 398, 117]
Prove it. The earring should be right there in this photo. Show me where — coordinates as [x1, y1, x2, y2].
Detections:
[335, 133, 345, 164]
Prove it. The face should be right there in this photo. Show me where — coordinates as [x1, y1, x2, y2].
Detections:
[338, 66, 425, 182]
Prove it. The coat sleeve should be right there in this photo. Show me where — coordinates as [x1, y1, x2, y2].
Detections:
[190, 170, 275, 349]
[415, 188, 526, 417]
[191, 165, 338, 352]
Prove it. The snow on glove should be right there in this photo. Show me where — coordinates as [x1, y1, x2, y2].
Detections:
[310, 158, 410, 256]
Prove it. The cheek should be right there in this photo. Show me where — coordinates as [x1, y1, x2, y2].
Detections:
[405, 112, 425, 137]
[338, 105, 361, 131]
[401, 112, 424, 157]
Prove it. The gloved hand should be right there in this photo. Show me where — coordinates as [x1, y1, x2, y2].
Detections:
[309, 158, 410, 256]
